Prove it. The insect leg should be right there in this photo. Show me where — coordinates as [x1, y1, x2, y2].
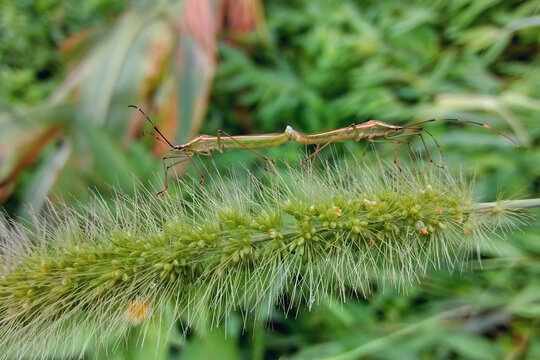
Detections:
[358, 139, 371, 160]
[307, 144, 320, 171]
[217, 129, 276, 174]
[156, 154, 195, 196]
[186, 155, 206, 185]
[412, 133, 442, 167]
[157, 155, 184, 196]
[368, 138, 410, 172]
[300, 124, 357, 167]
[389, 131, 443, 168]
[393, 141, 403, 172]
[420, 128, 444, 165]
[166, 156, 207, 183]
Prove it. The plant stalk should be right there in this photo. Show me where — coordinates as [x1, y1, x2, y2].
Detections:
[471, 198, 540, 212]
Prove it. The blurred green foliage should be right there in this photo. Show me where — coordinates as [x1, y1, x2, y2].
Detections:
[207, 0, 540, 200]
[0, 0, 125, 105]
[1, 0, 224, 215]
[1, 0, 539, 358]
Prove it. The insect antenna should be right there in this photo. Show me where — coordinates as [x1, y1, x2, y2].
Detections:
[128, 105, 176, 149]
[400, 118, 518, 146]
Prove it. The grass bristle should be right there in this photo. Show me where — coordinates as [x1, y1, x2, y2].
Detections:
[0, 160, 530, 358]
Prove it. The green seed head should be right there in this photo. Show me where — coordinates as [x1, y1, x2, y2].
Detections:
[0, 161, 533, 358]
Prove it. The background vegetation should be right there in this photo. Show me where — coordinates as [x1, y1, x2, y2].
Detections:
[0, 0, 539, 358]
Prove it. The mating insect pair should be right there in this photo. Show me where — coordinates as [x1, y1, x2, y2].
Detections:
[128, 105, 518, 196]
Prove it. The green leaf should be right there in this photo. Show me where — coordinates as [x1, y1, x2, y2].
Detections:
[442, 332, 503, 360]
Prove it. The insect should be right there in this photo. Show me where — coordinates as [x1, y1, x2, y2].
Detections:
[129, 105, 518, 195]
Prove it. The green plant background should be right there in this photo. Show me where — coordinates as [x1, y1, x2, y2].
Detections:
[1, 0, 539, 359]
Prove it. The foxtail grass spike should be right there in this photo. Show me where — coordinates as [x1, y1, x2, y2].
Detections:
[0, 161, 537, 359]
